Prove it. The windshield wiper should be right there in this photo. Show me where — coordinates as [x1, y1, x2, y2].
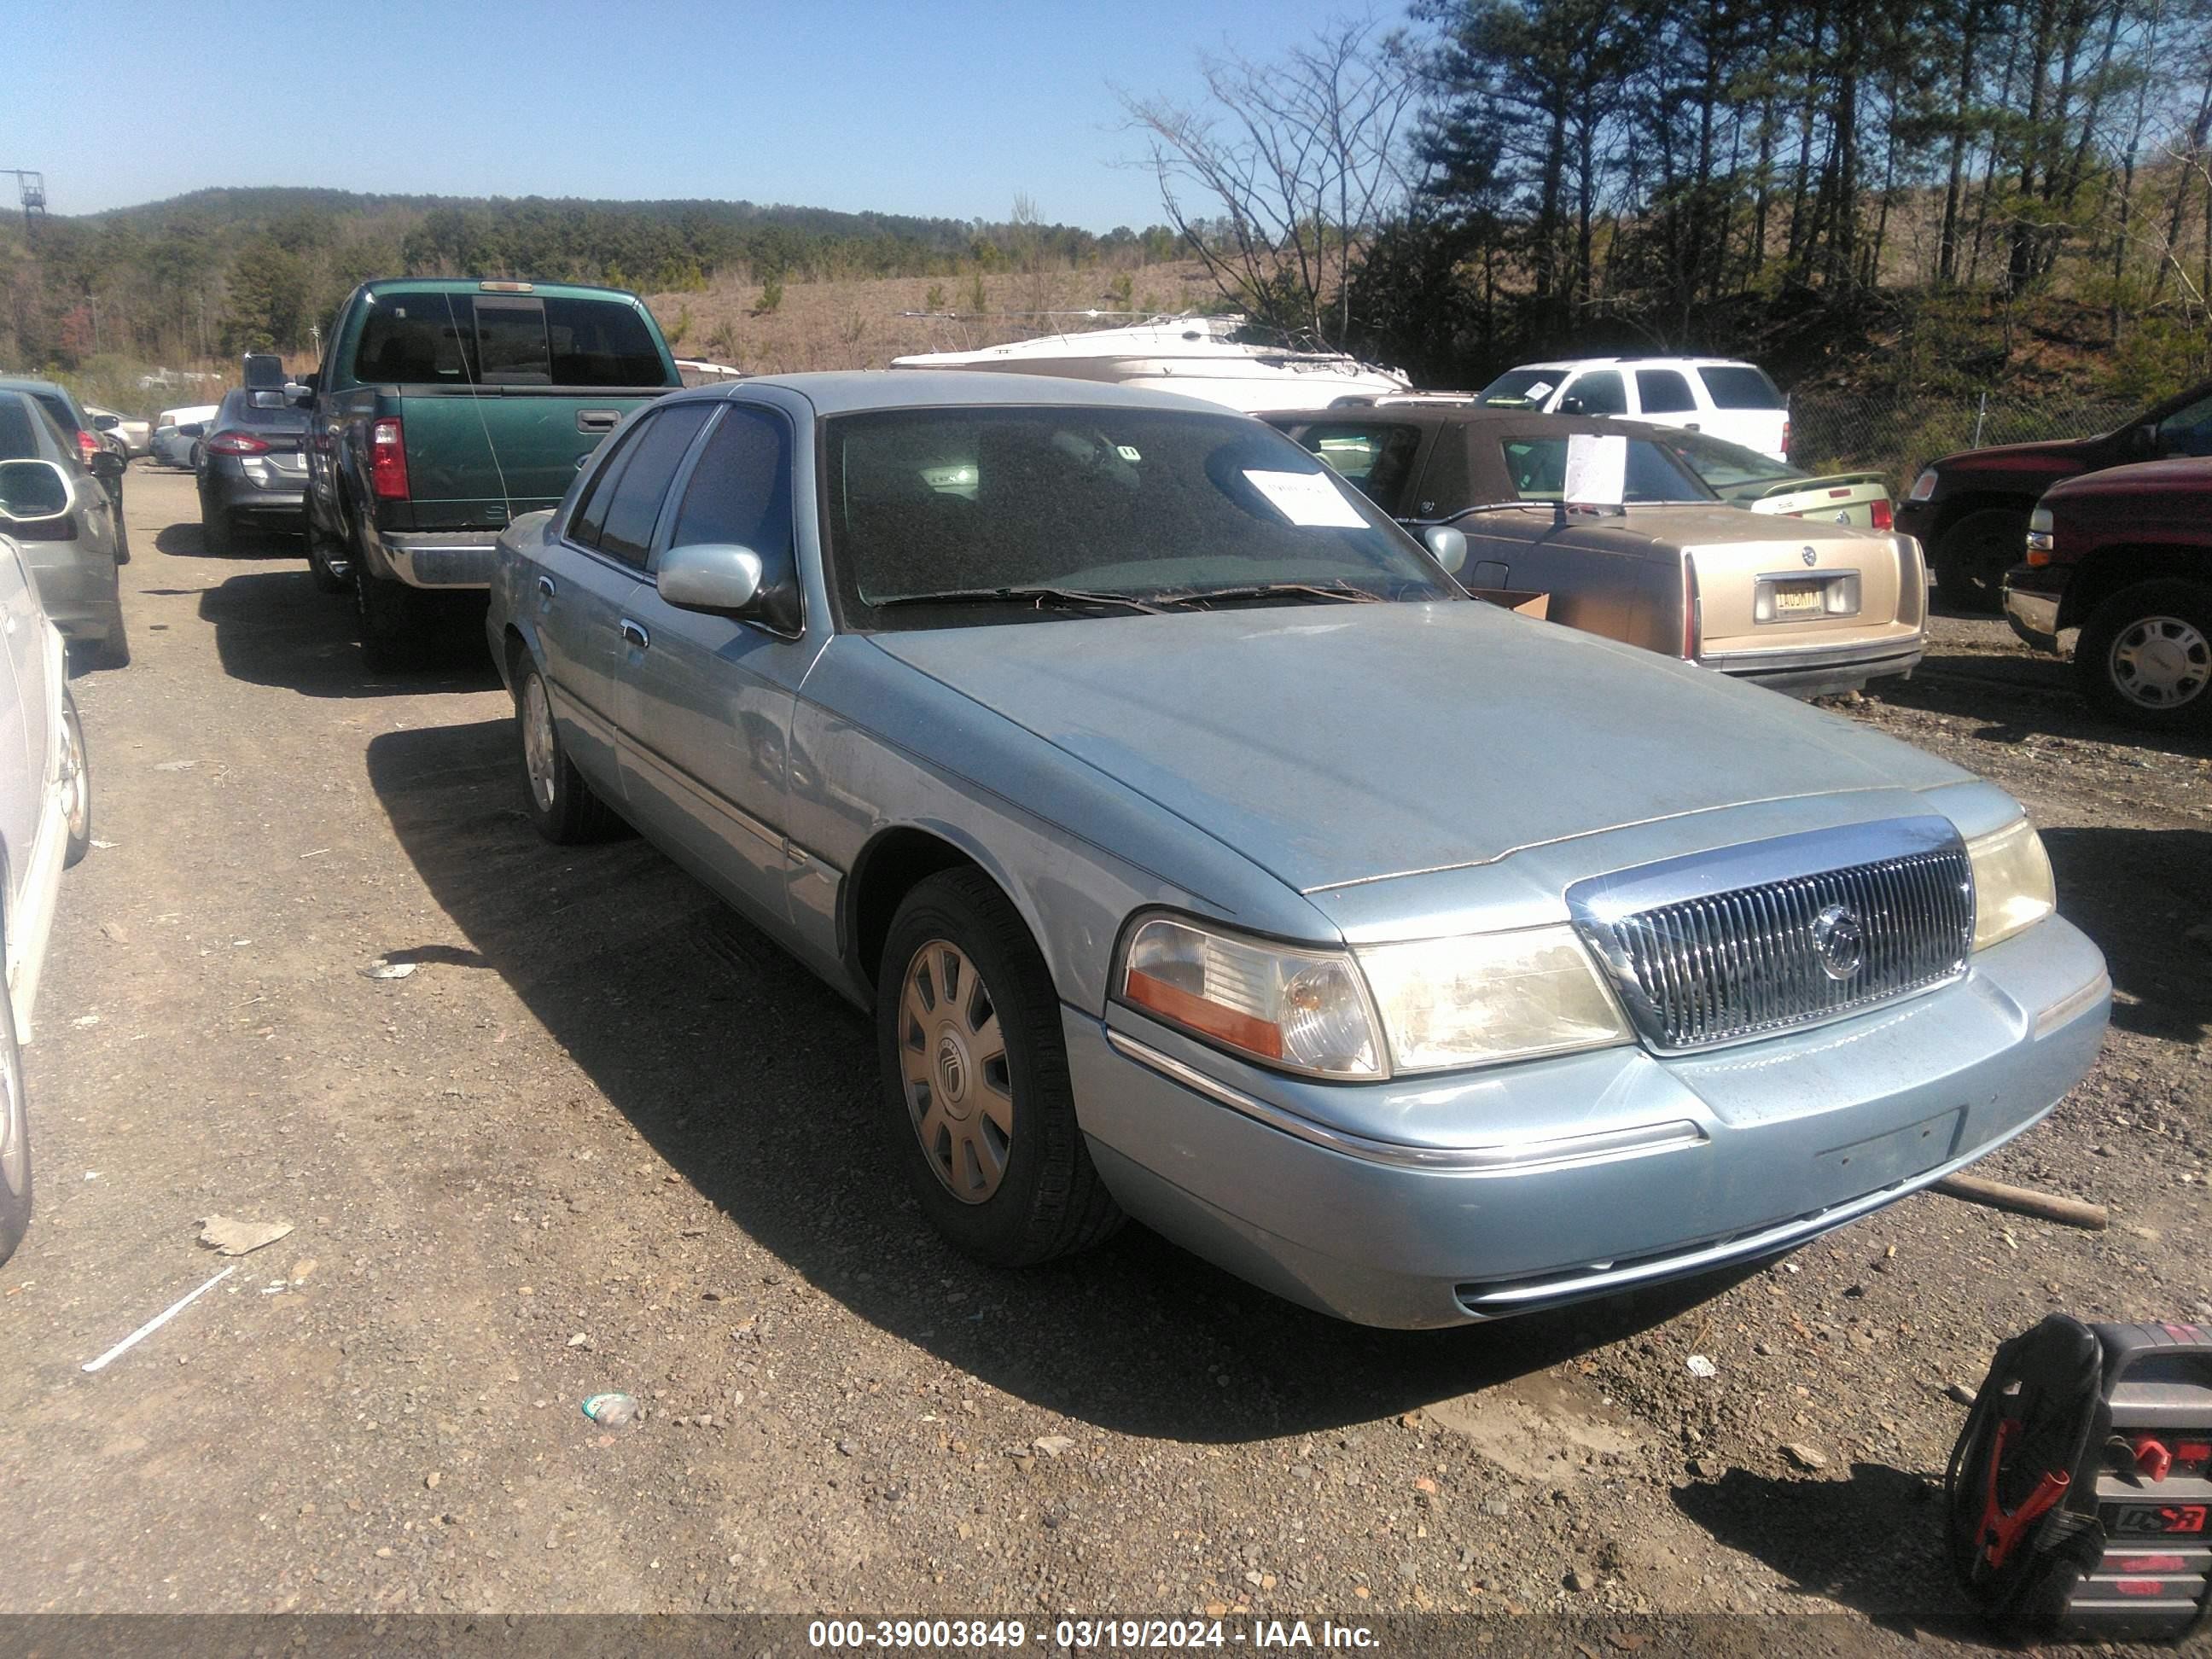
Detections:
[1151, 581, 1385, 608]
[871, 585, 1167, 615]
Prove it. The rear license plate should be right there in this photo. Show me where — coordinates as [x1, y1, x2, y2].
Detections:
[270, 453, 306, 473]
[1773, 579, 1825, 614]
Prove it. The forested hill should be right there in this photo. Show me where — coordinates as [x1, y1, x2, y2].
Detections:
[0, 186, 1179, 368]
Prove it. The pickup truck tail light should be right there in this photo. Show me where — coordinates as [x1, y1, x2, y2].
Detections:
[1870, 497, 1894, 532]
[370, 418, 410, 499]
[204, 432, 268, 457]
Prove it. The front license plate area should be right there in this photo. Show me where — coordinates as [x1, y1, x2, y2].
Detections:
[1810, 1107, 1963, 1207]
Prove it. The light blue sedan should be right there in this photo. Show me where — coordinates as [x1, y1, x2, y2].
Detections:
[486, 372, 2109, 1329]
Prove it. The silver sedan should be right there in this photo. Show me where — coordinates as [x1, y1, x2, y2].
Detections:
[0, 393, 129, 669]
[486, 373, 2108, 1329]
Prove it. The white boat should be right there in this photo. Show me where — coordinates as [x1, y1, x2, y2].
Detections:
[890, 315, 1410, 414]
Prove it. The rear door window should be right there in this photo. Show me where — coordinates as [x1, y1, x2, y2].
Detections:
[1499, 437, 1709, 503]
[1697, 365, 1784, 409]
[1412, 428, 1474, 518]
[590, 405, 715, 568]
[1562, 371, 1626, 416]
[1635, 370, 1698, 415]
[0, 397, 42, 460]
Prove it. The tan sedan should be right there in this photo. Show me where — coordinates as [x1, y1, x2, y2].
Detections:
[1272, 405, 1927, 698]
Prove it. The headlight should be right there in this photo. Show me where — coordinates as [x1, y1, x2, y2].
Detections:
[1120, 917, 1382, 1077]
[1908, 469, 1938, 502]
[1357, 927, 1630, 1072]
[2025, 505, 2054, 565]
[1967, 817, 2055, 951]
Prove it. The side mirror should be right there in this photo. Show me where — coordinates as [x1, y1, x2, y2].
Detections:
[284, 381, 315, 406]
[0, 458, 73, 521]
[92, 413, 119, 431]
[1558, 396, 1586, 416]
[657, 541, 763, 615]
[250, 389, 288, 410]
[90, 449, 125, 483]
[1422, 524, 1469, 574]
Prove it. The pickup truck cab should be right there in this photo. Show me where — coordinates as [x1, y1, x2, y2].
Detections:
[2004, 457, 2212, 731]
[1899, 380, 2212, 611]
[303, 278, 680, 667]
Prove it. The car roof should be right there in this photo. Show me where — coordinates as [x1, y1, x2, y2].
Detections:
[0, 376, 85, 426]
[1270, 406, 1702, 440]
[357, 277, 655, 304]
[1497, 358, 1762, 372]
[682, 370, 1241, 418]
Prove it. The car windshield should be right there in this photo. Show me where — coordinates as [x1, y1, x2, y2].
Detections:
[1662, 430, 1805, 499]
[1476, 369, 1561, 408]
[822, 407, 1458, 626]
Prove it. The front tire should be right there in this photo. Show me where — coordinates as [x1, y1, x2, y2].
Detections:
[876, 869, 1121, 1266]
[0, 951, 30, 1268]
[2075, 579, 2212, 731]
[513, 658, 623, 843]
[1934, 509, 2024, 612]
[60, 689, 90, 868]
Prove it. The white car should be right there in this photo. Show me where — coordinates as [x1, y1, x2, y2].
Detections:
[1477, 357, 1790, 462]
[150, 404, 220, 470]
[0, 470, 96, 1266]
[84, 406, 151, 461]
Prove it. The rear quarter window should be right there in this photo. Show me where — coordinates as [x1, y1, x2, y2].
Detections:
[1698, 366, 1784, 410]
[0, 397, 41, 459]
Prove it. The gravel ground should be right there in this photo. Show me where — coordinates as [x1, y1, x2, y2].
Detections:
[0, 468, 2203, 1642]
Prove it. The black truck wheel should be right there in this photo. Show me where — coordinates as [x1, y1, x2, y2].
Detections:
[1934, 509, 2025, 612]
[352, 528, 416, 671]
[305, 523, 350, 595]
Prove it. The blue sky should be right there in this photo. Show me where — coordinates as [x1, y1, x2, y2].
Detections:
[6, 0, 1394, 230]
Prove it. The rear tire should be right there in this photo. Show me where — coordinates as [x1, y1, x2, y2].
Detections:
[60, 689, 90, 869]
[875, 868, 1122, 1267]
[0, 937, 29, 1268]
[200, 494, 233, 556]
[1933, 509, 2024, 612]
[514, 658, 623, 843]
[113, 516, 130, 566]
[88, 624, 129, 672]
[2074, 579, 2212, 731]
[353, 549, 415, 672]
[305, 523, 349, 594]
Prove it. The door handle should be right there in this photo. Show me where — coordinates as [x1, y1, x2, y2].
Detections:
[620, 618, 650, 650]
[1684, 422, 1700, 432]
[537, 574, 556, 599]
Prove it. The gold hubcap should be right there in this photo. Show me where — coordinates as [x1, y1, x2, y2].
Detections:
[899, 940, 1012, 1203]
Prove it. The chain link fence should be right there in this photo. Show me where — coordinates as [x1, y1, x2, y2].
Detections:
[1787, 390, 2136, 488]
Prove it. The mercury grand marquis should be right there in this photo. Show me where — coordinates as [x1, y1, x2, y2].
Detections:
[485, 372, 2109, 1329]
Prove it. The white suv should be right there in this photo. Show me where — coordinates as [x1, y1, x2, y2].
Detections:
[1477, 358, 1790, 462]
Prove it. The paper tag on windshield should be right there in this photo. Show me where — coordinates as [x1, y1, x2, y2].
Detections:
[1563, 434, 1628, 507]
[1524, 380, 1554, 399]
[1243, 469, 1368, 528]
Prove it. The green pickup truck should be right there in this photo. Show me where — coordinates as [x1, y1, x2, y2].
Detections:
[300, 279, 681, 667]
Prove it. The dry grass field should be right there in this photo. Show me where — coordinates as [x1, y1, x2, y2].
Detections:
[641, 259, 1225, 375]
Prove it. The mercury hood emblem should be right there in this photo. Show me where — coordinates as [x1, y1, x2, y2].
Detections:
[1811, 903, 1866, 980]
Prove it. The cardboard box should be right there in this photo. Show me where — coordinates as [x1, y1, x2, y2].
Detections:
[1465, 587, 1550, 620]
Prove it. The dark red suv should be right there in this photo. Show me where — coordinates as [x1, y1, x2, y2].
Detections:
[2004, 457, 2212, 731]
[1898, 381, 2212, 610]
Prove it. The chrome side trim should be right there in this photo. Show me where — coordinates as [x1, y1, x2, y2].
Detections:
[1103, 1028, 1705, 1174]
[2034, 970, 2110, 1040]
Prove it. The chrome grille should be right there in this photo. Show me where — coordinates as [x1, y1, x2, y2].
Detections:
[1568, 818, 1973, 1053]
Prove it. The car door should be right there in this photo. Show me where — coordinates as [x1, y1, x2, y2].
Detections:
[615, 401, 812, 935]
[536, 403, 714, 791]
[0, 539, 43, 923]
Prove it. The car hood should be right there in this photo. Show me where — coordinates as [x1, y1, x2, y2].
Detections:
[1929, 435, 2099, 476]
[869, 602, 1969, 895]
[2044, 454, 2212, 501]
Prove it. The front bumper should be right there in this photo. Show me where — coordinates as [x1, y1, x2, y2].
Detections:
[1070, 917, 2108, 1328]
[1699, 632, 1926, 699]
[369, 530, 497, 591]
[2005, 568, 2069, 652]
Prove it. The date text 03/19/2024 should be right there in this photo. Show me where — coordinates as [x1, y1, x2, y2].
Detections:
[806, 1619, 1382, 1650]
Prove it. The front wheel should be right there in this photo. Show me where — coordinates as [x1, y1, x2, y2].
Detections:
[1934, 509, 2024, 613]
[59, 690, 90, 868]
[875, 869, 1121, 1266]
[2075, 579, 2212, 731]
